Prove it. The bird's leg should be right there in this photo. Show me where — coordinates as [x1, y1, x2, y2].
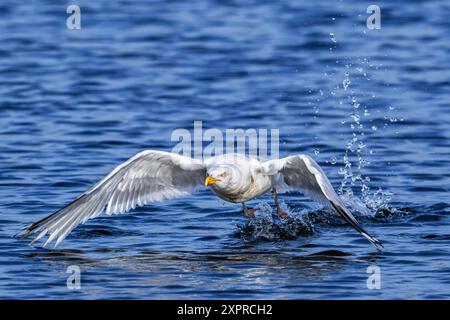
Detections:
[272, 188, 289, 219]
[242, 202, 257, 219]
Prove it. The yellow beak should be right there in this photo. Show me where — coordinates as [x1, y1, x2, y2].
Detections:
[205, 176, 220, 186]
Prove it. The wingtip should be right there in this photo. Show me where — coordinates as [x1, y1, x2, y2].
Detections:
[15, 225, 33, 240]
[373, 239, 384, 252]
[329, 200, 384, 252]
[15, 225, 43, 248]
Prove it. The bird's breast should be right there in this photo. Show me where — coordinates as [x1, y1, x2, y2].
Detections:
[211, 174, 272, 203]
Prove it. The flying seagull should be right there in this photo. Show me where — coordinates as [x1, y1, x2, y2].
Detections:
[19, 151, 383, 249]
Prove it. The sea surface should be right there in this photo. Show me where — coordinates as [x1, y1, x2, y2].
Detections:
[0, 0, 449, 299]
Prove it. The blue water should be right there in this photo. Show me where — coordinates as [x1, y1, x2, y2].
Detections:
[0, 0, 449, 299]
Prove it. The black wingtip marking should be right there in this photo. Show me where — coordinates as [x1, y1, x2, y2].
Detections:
[330, 201, 383, 251]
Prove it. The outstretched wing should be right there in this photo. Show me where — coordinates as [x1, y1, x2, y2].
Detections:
[19, 150, 207, 247]
[262, 154, 383, 250]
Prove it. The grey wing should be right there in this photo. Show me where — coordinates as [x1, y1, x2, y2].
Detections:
[262, 154, 383, 250]
[19, 150, 207, 247]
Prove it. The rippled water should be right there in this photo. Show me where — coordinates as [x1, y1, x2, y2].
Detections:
[0, 0, 449, 299]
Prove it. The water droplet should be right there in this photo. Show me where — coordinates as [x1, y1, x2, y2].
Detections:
[345, 189, 354, 197]
[342, 78, 351, 90]
[329, 33, 337, 43]
[351, 114, 360, 122]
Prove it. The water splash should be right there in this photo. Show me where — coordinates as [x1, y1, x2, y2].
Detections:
[337, 63, 393, 211]
[304, 51, 396, 214]
[342, 71, 351, 90]
[236, 199, 409, 242]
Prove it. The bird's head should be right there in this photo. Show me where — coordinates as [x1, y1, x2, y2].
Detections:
[205, 166, 234, 190]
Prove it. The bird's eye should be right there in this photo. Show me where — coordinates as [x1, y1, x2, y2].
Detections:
[220, 172, 227, 177]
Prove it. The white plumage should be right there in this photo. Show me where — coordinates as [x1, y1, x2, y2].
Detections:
[19, 150, 382, 249]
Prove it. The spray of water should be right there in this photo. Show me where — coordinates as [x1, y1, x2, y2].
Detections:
[337, 63, 393, 212]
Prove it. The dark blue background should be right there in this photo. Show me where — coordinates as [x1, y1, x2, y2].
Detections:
[0, 0, 449, 299]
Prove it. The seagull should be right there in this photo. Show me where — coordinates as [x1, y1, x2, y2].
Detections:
[19, 150, 383, 249]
